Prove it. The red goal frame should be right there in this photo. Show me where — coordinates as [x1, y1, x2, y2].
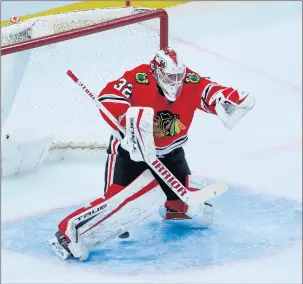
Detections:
[1, 8, 168, 56]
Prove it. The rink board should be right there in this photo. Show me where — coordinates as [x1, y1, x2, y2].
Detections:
[2, 185, 302, 275]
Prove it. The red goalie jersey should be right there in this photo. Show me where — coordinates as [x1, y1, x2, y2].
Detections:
[98, 64, 242, 156]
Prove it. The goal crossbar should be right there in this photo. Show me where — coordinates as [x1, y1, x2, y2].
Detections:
[1, 8, 168, 55]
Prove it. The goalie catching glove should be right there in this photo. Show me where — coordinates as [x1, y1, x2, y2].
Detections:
[211, 89, 255, 130]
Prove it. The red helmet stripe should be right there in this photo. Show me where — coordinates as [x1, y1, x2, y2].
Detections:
[163, 47, 178, 65]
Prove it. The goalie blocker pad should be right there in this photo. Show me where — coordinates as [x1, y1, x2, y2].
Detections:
[121, 106, 156, 162]
[56, 170, 165, 260]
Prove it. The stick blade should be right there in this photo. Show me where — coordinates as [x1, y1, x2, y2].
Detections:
[188, 181, 229, 205]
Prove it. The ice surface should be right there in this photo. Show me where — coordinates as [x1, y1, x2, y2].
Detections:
[1, 1, 302, 283]
[2, 186, 302, 275]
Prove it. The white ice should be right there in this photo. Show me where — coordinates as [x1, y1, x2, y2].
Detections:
[1, 1, 302, 283]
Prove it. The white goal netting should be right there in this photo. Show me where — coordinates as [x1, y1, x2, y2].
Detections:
[1, 7, 162, 152]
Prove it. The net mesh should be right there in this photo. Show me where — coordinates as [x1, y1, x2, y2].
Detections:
[2, 8, 161, 150]
[1, 8, 151, 46]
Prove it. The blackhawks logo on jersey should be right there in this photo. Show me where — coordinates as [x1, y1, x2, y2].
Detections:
[153, 110, 186, 137]
[135, 72, 149, 84]
[184, 72, 201, 84]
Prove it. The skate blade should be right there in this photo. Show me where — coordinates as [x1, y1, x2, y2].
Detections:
[47, 237, 71, 261]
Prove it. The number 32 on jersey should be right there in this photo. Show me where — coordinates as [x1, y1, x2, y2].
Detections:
[114, 78, 133, 98]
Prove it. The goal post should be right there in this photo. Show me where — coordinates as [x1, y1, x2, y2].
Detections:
[1, 7, 168, 176]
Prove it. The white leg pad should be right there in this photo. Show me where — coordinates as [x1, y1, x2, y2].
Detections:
[66, 170, 165, 257]
[159, 175, 218, 228]
[186, 175, 216, 227]
[187, 198, 215, 228]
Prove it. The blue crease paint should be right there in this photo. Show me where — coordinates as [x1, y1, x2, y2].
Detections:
[2, 186, 302, 275]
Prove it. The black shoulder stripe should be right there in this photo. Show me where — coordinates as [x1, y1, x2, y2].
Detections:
[98, 96, 129, 103]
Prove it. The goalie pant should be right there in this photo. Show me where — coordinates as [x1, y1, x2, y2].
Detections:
[103, 138, 214, 222]
[55, 139, 214, 260]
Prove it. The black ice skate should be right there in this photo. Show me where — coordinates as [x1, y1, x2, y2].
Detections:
[47, 230, 73, 260]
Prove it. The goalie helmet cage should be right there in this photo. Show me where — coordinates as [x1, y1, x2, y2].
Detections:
[1, 8, 168, 155]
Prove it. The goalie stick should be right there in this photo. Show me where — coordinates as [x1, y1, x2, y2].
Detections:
[66, 69, 228, 205]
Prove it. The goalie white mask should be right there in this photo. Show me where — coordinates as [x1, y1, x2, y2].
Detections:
[151, 47, 186, 102]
